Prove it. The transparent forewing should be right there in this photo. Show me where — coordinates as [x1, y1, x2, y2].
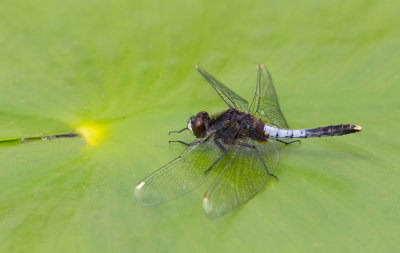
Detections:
[203, 139, 279, 218]
[195, 65, 248, 112]
[135, 138, 224, 206]
[249, 65, 289, 129]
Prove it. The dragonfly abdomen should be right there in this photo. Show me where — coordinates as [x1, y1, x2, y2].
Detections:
[264, 124, 362, 138]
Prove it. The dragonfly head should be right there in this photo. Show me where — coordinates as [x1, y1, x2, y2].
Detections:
[188, 111, 210, 138]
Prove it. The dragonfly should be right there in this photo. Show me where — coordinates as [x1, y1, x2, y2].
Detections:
[135, 64, 362, 218]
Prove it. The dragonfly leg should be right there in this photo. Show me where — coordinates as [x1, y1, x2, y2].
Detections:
[169, 140, 196, 146]
[237, 142, 279, 181]
[203, 139, 226, 175]
[276, 139, 301, 145]
[169, 135, 212, 146]
[169, 127, 188, 135]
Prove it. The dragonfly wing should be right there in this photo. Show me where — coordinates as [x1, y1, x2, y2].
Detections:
[195, 65, 249, 112]
[203, 139, 279, 218]
[249, 65, 289, 129]
[135, 138, 224, 206]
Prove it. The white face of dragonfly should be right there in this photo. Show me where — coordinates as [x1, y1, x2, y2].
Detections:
[187, 118, 194, 135]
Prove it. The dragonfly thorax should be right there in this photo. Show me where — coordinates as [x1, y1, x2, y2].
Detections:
[187, 108, 269, 144]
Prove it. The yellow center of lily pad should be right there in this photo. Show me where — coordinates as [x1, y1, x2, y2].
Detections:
[75, 122, 107, 146]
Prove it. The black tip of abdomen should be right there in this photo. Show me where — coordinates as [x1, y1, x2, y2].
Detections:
[306, 124, 362, 137]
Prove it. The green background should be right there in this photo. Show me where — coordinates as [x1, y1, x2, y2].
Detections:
[0, 0, 399, 252]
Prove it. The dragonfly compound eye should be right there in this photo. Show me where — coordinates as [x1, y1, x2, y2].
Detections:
[192, 117, 206, 137]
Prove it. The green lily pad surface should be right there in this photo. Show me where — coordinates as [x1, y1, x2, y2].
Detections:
[0, 0, 399, 252]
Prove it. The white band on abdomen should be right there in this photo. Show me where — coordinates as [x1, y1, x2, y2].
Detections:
[263, 125, 306, 138]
